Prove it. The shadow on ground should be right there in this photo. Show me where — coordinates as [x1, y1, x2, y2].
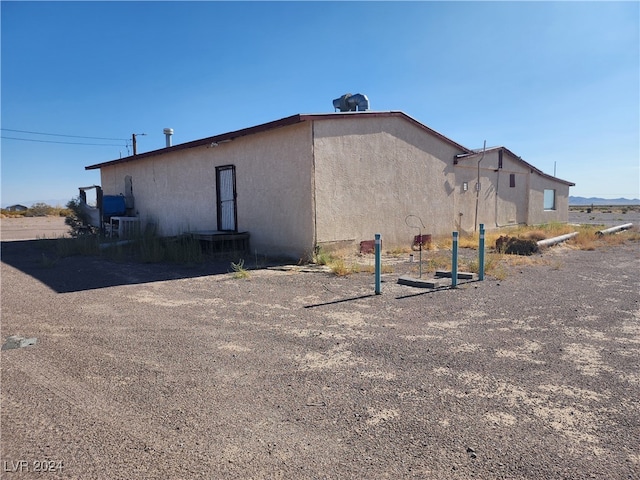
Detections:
[1, 240, 289, 294]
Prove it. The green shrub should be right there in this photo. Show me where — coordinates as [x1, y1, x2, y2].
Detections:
[65, 197, 98, 237]
[25, 202, 53, 217]
[231, 259, 250, 279]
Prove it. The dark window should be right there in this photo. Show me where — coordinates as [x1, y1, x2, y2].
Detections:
[498, 150, 503, 169]
[509, 174, 515, 188]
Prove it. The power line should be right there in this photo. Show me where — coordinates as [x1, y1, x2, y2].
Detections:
[0, 128, 128, 141]
[1, 136, 126, 147]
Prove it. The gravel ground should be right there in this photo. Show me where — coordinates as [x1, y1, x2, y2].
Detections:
[0, 217, 70, 242]
[1, 216, 639, 479]
[567, 208, 639, 227]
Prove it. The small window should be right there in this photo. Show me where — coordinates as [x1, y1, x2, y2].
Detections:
[498, 150, 503, 169]
[544, 189, 556, 210]
[462, 182, 468, 192]
[509, 174, 515, 188]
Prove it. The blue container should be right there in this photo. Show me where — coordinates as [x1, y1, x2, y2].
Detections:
[102, 195, 126, 217]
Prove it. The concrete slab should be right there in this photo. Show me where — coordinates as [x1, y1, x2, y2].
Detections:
[435, 270, 477, 280]
[2, 335, 37, 350]
[397, 275, 450, 289]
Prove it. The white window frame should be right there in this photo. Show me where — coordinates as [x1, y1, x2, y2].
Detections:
[544, 189, 556, 211]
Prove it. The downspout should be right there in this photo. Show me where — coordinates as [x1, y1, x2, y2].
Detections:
[474, 141, 486, 232]
[525, 165, 531, 224]
[493, 149, 514, 228]
[494, 165, 500, 227]
[311, 121, 318, 259]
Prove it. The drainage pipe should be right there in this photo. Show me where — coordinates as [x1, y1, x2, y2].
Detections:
[536, 232, 578, 248]
[99, 240, 135, 250]
[596, 223, 633, 236]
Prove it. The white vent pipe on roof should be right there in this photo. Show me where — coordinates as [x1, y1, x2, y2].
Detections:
[163, 128, 174, 147]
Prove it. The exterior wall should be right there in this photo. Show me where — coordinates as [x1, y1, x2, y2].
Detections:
[100, 122, 316, 260]
[97, 113, 574, 259]
[453, 150, 531, 233]
[312, 116, 464, 250]
[527, 173, 571, 225]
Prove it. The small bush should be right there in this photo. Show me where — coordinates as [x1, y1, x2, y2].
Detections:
[231, 259, 250, 279]
[330, 259, 351, 276]
[65, 197, 98, 237]
[314, 251, 333, 266]
[495, 236, 539, 255]
[25, 202, 53, 217]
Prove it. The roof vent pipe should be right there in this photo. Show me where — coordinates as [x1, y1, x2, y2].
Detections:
[333, 93, 370, 112]
[163, 128, 174, 147]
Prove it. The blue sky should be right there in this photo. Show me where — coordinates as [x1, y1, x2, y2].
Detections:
[2, 1, 639, 207]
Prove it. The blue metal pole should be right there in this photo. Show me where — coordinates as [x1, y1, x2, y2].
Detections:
[375, 233, 382, 295]
[479, 224, 485, 281]
[452, 231, 459, 287]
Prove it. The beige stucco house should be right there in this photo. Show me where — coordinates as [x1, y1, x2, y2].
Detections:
[86, 111, 574, 260]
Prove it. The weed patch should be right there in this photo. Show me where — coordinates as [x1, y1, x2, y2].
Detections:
[231, 259, 250, 279]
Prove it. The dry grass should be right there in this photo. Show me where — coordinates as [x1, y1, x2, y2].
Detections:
[426, 253, 452, 272]
[360, 264, 394, 274]
[436, 223, 639, 252]
[387, 246, 412, 256]
[421, 224, 639, 280]
[231, 259, 250, 279]
[312, 224, 638, 280]
[329, 259, 361, 276]
[314, 249, 391, 276]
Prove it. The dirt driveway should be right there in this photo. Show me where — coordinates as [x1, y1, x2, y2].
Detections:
[0, 216, 70, 242]
[1, 219, 639, 479]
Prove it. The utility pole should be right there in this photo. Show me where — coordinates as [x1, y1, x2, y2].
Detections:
[131, 133, 146, 155]
[474, 140, 486, 232]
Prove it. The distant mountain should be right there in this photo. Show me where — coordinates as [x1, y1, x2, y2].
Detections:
[569, 196, 640, 206]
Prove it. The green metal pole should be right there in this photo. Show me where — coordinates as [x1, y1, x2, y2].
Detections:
[452, 231, 459, 288]
[375, 233, 382, 295]
[479, 224, 485, 281]
[418, 229, 423, 279]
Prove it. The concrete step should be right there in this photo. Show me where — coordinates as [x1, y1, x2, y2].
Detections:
[435, 270, 477, 280]
[397, 276, 450, 289]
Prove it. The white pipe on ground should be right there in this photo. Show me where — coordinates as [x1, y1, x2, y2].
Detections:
[99, 240, 135, 250]
[536, 232, 578, 248]
[596, 223, 633, 236]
